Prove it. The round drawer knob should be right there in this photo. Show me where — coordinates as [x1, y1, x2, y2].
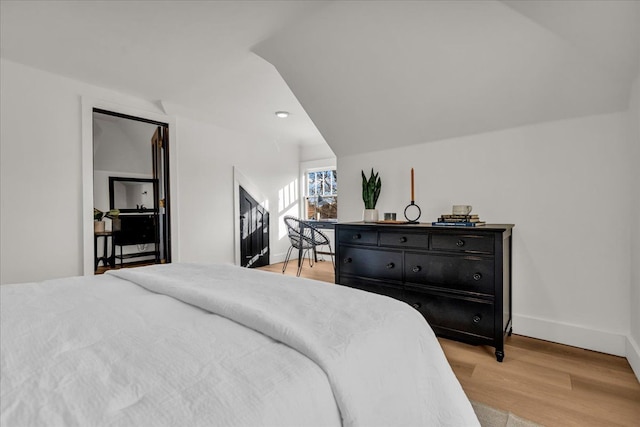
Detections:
[456, 239, 465, 247]
[411, 302, 422, 309]
[343, 257, 352, 264]
[386, 262, 395, 269]
[473, 273, 482, 281]
[352, 234, 361, 240]
[399, 236, 407, 243]
[412, 266, 422, 273]
[472, 315, 482, 324]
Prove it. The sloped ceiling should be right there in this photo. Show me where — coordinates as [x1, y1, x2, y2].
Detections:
[254, 0, 640, 157]
[0, 0, 332, 148]
[1, 1, 638, 158]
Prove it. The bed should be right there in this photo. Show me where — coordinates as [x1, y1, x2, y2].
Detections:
[1, 263, 479, 426]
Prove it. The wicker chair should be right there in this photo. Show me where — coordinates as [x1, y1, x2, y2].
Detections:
[282, 216, 334, 276]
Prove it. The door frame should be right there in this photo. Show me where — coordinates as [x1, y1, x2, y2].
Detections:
[233, 166, 269, 266]
[81, 96, 178, 276]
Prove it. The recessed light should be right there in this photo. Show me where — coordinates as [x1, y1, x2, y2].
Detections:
[275, 111, 289, 118]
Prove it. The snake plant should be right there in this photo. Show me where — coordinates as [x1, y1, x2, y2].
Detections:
[361, 168, 381, 209]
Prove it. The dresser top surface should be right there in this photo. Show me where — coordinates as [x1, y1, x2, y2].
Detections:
[337, 222, 514, 231]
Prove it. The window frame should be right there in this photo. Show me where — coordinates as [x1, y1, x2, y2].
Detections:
[303, 166, 338, 221]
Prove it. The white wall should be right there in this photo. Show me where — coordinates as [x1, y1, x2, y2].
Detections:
[338, 112, 632, 357]
[629, 70, 640, 377]
[174, 116, 300, 264]
[0, 59, 300, 284]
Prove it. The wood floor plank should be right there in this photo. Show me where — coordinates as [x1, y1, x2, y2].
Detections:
[514, 346, 640, 391]
[471, 357, 573, 390]
[259, 261, 640, 426]
[511, 335, 632, 372]
[570, 374, 640, 404]
[448, 359, 476, 379]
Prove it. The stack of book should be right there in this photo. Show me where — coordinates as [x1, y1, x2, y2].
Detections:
[432, 214, 486, 227]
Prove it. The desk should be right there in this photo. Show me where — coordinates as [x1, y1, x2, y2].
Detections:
[306, 220, 337, 230]
[300, 220, 336, 265]
[94, 231, 114, 271]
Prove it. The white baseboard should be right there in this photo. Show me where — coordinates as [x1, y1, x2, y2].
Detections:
[626, 335, 640, 382]
[270, 251, 287, 264]
[513, 314, 626, 357]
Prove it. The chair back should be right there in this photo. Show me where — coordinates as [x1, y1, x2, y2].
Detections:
[283, 216, 330, 249]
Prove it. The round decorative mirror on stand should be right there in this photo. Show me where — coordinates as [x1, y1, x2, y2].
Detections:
[404, 202, 421, 223]
[404, 168, 421, 223]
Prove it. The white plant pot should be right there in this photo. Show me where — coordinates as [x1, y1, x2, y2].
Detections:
[363, 209, 379, 223]
[94, 220, 105, 233]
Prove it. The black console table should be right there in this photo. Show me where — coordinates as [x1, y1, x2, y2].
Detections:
[335, 222, 514, 361]
[113, 214, 159, 266]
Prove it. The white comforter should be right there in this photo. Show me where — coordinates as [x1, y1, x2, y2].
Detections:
[1, 263, 478, 427]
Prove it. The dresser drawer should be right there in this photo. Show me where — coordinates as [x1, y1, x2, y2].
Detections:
[431, 233, 494, 254]
[405, 253, 495, 295]
[337, 228, 378, 245]
[338, 277, 404, 301]
[379, 231, 429, 249]
[405, 290, 494, 340]
[339, 246, 402, 282]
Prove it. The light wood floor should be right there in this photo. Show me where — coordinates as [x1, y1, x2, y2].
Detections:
[95, 261, 157, 275]
[259, 260, 640, 427]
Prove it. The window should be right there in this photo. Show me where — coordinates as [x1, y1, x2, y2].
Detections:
[306, 169, 337, 220]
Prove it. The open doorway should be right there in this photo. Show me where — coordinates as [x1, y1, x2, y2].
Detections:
[92, 109, 171, 273]
[239, 185, 269, 268]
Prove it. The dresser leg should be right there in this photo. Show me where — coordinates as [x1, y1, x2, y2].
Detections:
[495, 349, 504, 362]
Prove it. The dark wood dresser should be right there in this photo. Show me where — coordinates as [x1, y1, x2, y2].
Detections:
[335, 222, 514, 361]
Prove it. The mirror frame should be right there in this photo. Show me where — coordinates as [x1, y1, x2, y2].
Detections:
[109, 176, 157, 213]
[82, 97, 179, 277]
